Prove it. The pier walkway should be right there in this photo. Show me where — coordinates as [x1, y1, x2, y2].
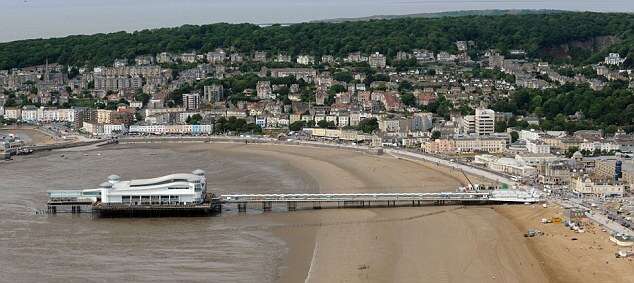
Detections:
[46, 189, 542, 215]
[220, 192, 491, 203]
[219, 191, 541, 212]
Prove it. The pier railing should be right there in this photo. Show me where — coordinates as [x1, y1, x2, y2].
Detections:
[219, 192, 493, 203]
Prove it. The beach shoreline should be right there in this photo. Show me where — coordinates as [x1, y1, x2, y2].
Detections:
[2, 141, 631, 282]
[220, 144, 548, 283]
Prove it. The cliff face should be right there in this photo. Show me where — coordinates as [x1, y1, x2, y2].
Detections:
[541, 35, 621, 61]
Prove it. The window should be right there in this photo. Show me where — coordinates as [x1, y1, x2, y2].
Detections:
[129, 179, 189, 188]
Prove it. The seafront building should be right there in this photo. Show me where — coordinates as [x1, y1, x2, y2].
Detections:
[571, 176, 625, 197]
[49, 170, 209, 206]
[91, 170, 208, 205]
[128, 124, 213, 135]
[475, 108, 495, 136]
[81, 122, 126, 136]
[47, 170, 219, 216]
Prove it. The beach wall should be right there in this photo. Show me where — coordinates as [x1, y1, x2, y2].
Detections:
[25, 139, 114, 152]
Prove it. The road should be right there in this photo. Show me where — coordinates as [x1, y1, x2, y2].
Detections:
[384, 149, 515, 185]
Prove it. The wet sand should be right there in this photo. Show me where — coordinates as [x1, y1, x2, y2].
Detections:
[1, 142, 629, 282]
[230, 144, 548, 283]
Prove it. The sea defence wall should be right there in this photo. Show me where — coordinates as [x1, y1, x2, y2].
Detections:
[117, 136, 375, 154]
[24, 139, 114, 152]
[384, 149, 514, 185]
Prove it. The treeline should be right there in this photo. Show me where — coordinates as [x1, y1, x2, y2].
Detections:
[2, 12, 634, 69]
[492, 82, 634, 133]
[214, 116, 262, 134]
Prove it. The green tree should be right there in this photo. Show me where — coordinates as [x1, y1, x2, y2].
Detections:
[327, 84, 347, 94]
[317, 119, 336, 129]
[333, 71, 353, 83]
[289, 120, 306, 131]
[186, 114, 203, 125]
[358, 118, 379, 134]
[565, 146, 580, 158]
[431, 130, 441, 140]
[400, 93, 416, 107]
[510, 131, 519, 143]
[495, 120, 508, 133]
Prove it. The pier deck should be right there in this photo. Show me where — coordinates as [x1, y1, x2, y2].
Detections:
[218, 191, 541, 212]
[46, 190, 541, 216]
[219, 192, 493, 203]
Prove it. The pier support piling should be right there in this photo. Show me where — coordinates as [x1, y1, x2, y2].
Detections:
[287, 201, 296, 211]
[237, 202, 247, 213]
[262, 201, 272, 212]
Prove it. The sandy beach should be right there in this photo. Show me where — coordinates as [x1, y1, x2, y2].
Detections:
[1, 142, 631, 282]
[213, 143, 634, 283]
[496, 205, 634, 283]
[226, 144, 547, 283]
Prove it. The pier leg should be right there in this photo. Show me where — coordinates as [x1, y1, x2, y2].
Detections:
[287, 201, 296, 211]
[237, 203, 247, 213]
[263, 201, 272, 212]
[313, 202, 321, 209]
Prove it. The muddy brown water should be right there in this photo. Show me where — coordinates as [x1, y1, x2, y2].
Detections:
[0, 143, 321, 282]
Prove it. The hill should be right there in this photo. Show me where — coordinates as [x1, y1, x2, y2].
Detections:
[1, 11, 633, 69]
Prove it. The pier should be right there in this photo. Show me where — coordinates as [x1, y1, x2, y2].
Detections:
[220, 191, 539, 212]
[44, 169, 541, 217]
[46, 190, 542, 216]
